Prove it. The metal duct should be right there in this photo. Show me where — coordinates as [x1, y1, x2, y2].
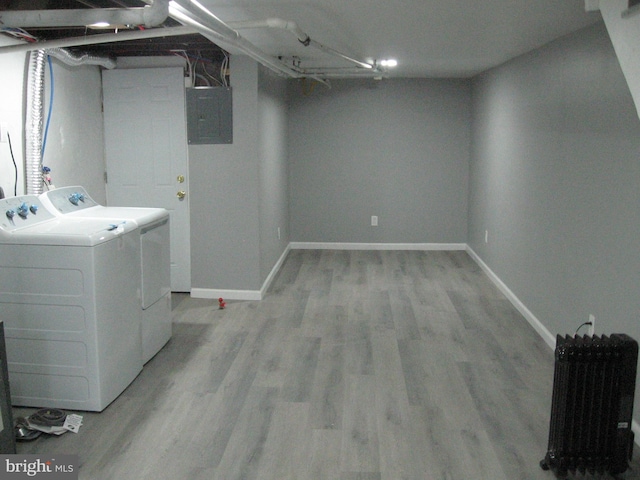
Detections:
[24, 48, 116, 194]
[0, 26, 197, 55]
[25, 50, 46, 195]
[46, 48, 116, 70]
[0, 0, 169, 28]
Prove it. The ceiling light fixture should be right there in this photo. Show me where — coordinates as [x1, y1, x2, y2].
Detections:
[88, 22, 112, 28]
[379, 59, 398, 68]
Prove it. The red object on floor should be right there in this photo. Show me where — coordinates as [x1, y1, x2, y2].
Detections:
[218, 297, 226, 309]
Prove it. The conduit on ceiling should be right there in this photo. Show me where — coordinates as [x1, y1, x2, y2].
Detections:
[0, 0, 387, 79]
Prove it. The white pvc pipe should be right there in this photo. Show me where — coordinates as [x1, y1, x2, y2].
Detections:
[228, 17, 373, 70]
[169, 2, 367, 79]
[0, 0, 169, 28]
[0, 26, 198, 55]
[168, 2, 307, 79]
[229, 18, 310, 44]
[306, 39, 373, 70]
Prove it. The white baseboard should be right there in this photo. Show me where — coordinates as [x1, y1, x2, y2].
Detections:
[465, 246, 556, 350]
[190, 288, 262, 301]
[190, 244, 291, 302]
[260, 243, 291, 298]
[465, 246, 640, 444]
[290, 242, 467, 251]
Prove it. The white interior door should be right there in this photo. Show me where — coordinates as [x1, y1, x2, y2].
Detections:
[102, 67, 191, 292]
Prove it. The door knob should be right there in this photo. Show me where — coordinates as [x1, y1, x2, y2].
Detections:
[177, 190, 186, 199]
[177, 175, 185, 183]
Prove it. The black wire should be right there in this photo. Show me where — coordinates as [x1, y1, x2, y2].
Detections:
[7, 132, 18, 196]
[574, 321, 592, 336]
[28, 408, 67, 427]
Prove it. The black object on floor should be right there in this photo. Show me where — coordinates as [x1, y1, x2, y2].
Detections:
[541, 334, 638, 478]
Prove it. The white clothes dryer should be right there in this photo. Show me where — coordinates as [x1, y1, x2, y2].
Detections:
[0, 195, 142, 411]
[40, 186, 171, 364]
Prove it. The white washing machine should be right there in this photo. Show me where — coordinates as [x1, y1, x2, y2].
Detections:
[0, 195, 143, 411]
[40, 186, 171, 364]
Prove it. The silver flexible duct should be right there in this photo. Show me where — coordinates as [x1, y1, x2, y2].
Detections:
[24, 48, 115, 194]
[46, 48, 116, 70]
[25, 50, 46, 195]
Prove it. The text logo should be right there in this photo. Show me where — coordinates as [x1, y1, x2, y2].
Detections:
[0, 455, 77, 479]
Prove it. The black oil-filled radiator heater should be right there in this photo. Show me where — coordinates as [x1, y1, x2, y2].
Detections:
[541, 334, 638, 478]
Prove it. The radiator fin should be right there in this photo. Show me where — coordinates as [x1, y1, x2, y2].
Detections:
[541, 334, 638, 477]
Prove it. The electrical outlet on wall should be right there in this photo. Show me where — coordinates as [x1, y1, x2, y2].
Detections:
[371, 216, 378, 227]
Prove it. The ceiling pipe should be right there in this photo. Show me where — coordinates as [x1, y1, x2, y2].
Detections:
[228, 18, 374, 70]
[168, 1, 314, 80]
[0, 25, 198, 55]
[0, 0, 169, 28]
[168, 1, 374, 81]
[228, 18, 310, 44]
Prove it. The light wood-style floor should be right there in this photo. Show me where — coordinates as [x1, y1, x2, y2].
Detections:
[16, 250, 640, 479]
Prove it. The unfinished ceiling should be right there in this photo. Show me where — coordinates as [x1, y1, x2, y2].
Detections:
[0, 0, 602, 78]
[0, 0, 227, 61]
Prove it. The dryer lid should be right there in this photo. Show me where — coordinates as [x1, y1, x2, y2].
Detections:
[1, 217, 138, 246]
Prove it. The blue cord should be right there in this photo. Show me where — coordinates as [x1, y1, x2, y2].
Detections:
[41, 55, 54, 158]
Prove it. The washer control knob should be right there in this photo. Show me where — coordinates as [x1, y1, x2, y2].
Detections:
[17, 203, 29, 218]
[30, 204, 38, 214]
[69, 193, 80, 205]
[77, 193, 85, 202]
[5, 209, 15, 219]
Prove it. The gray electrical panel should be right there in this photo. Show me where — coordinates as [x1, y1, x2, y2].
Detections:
[186, 87, 233, 144]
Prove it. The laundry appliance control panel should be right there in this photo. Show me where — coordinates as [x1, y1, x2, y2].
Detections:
[40, 186, 99, 214]
[0, 196, 54, 232]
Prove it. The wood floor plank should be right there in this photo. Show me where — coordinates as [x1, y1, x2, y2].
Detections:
[280, 336, 321, 402]
[307, 429, 343, 480]
[371, 330, 425, 480]
[309, 342, 345, 429]
[340, 374, 380, 474]
[254, 401, 310, 480]
[15, 249, 640, 480]
[213, 386, 278, 480]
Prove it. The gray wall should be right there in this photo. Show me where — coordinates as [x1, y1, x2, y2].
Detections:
[468, 21, 640, 404]
[0, 46, 105, 201]
[190, 57, 290, 293]
[42, 59, 106, 202]
[288, 79, 471, 244]
[258, 68, 290, 281]
[190, 56, 262, 291]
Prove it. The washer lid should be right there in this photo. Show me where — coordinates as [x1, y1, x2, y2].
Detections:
[1, 217, 138, 246]
[40, 186, 169, 227]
